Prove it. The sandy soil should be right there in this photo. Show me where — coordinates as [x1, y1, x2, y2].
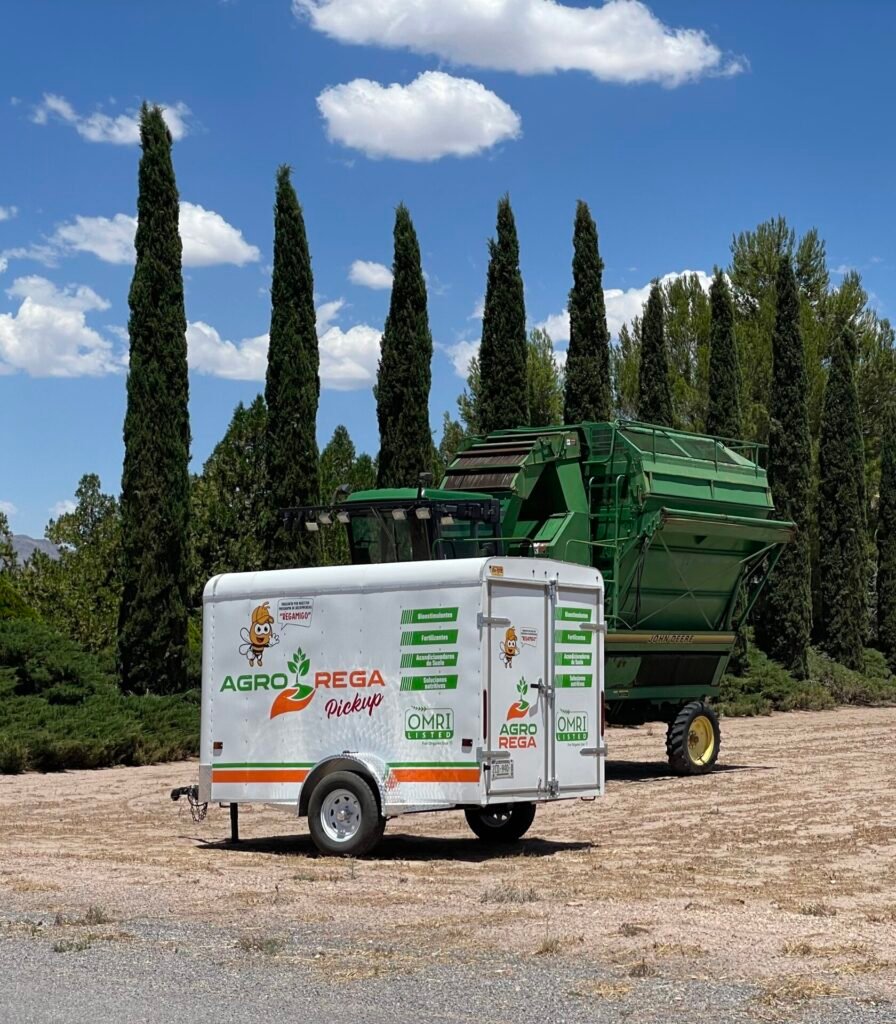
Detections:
[2, 707, 895, 1011]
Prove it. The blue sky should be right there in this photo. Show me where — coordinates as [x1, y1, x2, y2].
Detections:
[1, 0, 894, 537]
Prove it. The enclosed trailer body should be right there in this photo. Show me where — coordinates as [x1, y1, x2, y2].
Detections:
[199, 557, 604, 854]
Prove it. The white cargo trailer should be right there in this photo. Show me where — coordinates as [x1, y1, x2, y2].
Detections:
[196, 556, 605, 855]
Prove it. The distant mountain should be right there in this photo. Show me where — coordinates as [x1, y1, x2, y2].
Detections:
[12, 534, 60, 564]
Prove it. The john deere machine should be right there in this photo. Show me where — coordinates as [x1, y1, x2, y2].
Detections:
[292, 420, 793, 774]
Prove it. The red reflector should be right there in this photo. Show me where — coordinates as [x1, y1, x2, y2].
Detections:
[213, 741, 223, 751]
[483, 691, 488, 739]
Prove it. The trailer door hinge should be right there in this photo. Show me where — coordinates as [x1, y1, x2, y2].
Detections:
[580, 622, 607, 634]
[478, 613, 511, 629]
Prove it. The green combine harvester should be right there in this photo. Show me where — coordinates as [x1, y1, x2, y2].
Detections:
[292, 420, 793, 774]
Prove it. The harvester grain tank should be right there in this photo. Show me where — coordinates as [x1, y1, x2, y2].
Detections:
[290, 420, 794, 774]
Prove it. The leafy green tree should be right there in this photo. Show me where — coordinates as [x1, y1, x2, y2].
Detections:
[817, 328, 867, 668]
[479, 195, 528, 433]
[20, 476, 121, 655]
[564, 201, 611, 423]
[613, 320, 640, 419]
[706, 269, 741, 438]
[527, 328, 564, 426]
[263, 166, 320, 570]
[318, 426, 364, 566]
[376, 204, 433, 488]
[664, 274, 711, 431]
[0, 511, 15, 573]
[434, 412, 467, 482]
[877, 404, 896, 669]
[192, 396, 266, 593]
[458, 354, 482, 435]
[118, 105, 190, 695]
[754, 256, 812, 678]
[637, 281, 672, 426]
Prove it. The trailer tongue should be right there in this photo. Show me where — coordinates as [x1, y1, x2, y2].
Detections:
[288, 420, 794, 775]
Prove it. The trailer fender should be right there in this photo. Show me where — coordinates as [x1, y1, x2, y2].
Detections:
[298, 754, 388, 819]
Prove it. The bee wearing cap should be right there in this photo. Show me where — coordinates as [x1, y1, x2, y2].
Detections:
[239, 602, 280, 667]
[499, 626, 520, 668]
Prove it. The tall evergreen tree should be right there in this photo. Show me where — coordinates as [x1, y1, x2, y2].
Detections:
[755, 256, 812, 678]
[817, 328, 866, 668]
[706, 269, 742, 438]
[877, 403, 896, 669]
[637, 281, 672, 426]
[527, 328, 564, 426]
[192, 396, 266, 593]
[564, 201, 611, 423]
[118, 105, 190, 695]
[376, 204, 433, 488]
[478, 195, 528, 434]
[263, 166, 320, 569]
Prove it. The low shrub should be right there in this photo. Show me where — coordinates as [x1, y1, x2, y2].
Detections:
[719, 635, 896, 717]
[0, 617, 199, 774]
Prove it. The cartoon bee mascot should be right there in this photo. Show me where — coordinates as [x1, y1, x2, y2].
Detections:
[239, 602, 280, 667]
[499, 626, 520, 668]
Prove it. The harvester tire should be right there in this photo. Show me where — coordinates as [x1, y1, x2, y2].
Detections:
[666, 702, 720, 776]
[465, 802, 536, 843]
[308, 771, 385, 857]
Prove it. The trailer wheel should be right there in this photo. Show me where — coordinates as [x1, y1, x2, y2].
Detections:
[666, 701, 721, 775]
[464, 802, 536, 843]
[307, 771, 385, 856]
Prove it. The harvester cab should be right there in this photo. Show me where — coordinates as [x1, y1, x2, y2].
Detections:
[286, 420, 794, 776]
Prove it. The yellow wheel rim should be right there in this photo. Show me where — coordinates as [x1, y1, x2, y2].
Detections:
[687, 715, 715, 765]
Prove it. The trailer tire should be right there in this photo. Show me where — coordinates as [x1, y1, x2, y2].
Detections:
[666, 701, 720, 775]
[307, 771, 385, 857]
[464, 802, 536, 843]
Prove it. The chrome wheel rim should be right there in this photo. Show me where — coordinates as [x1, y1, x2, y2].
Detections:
[320, 789, 362, 843]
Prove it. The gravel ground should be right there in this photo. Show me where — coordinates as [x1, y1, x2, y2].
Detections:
[2, 707, 895, 1023]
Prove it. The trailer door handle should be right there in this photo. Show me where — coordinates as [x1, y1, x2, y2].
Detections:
[478, 613, 511, 628]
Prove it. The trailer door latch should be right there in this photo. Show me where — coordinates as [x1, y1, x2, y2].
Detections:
[478, 613, 511, 628]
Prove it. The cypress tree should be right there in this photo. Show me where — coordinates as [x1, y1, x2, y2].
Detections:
[878, 404, 896, 668]
[263, 166, 320, 570]
[564, 201, 611, 424]
[817, 327, 866, 668]
[478, 195, 528, 434]
[706, 269, 741, 438]
[637, 281, 672, 426]
[118, 105, 190, 695]
[375, 204, 433, 488]
[754, 256, 812, 678]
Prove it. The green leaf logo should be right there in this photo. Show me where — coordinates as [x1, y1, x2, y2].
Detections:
[517, 677, 528, 697]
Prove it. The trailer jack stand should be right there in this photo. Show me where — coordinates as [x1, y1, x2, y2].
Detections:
[229, 803, 239, 844]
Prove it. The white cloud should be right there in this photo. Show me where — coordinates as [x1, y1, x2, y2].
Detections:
[32, 94, 192, 144]
[0, 275, 120, 377]
[0, 500, 17, 518]
[316, 299, 382, 388]
[0, 206, 17, 222]
[52, 202, 260, 267]
[50, 499, 76, 518]
[537, 269, 712, 343]
[317, 71, 521, 161]
[54, 213, 136, 264]
[349, 259, 393, 289]
[470, 296, 485, 320]
[296, 0, 742, 86]
[446, 338, 480, 378]
[186, 300, 382, 391]
[0, 258, 6, 275]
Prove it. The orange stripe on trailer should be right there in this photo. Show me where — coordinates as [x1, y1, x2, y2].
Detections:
[391, 768, 480, 783]
[212, 769, 309, 784]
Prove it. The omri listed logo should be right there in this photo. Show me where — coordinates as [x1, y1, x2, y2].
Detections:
[269, 648, 314, 719]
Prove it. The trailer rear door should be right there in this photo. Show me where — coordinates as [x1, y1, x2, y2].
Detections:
[551, 580, 603, 796]
[484, 576, 551, 799]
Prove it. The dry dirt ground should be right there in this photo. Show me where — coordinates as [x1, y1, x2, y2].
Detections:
[2, 707, 895, 1023]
